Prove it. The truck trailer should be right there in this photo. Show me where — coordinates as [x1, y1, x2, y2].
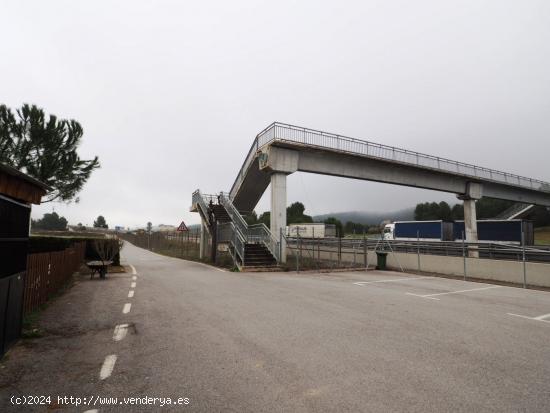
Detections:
[383, 219, 533, 245]
[383, 220, 454, 241]
[453, 219, 533, 245]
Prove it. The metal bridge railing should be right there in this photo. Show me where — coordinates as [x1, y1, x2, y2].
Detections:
[230, 122, 550, 199]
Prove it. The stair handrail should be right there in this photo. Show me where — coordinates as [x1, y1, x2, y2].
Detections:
[217, 221, 246, 264]
[219, 192, 249, 235]
[495, 203, 534, 220]
[192, 189, 211, 227]
[248, 223, 281, 262]
[219, 192, 280, 262]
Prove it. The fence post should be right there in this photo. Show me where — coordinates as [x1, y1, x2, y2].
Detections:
[364, 231, 368, 270]
[522, 229, 527, 288]
[297, 232, 300, 273]
[338, 232, 342, 267]
[299, 232, 303, 271]
[462, 231, 466, 281]
[279, 228, 283, 265]
[417, 230, 421, 272]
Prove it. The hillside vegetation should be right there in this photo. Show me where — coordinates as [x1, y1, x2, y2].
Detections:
[535, 227, 550, 246]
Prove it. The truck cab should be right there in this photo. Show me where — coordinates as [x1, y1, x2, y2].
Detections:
[383, 223, 395, 240]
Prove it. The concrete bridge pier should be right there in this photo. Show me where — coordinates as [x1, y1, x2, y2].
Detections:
[458, 182, 483, 258]
[270, 173, 287, 263]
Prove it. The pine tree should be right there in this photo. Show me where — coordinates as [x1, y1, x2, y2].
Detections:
[0, 104, 100, 202]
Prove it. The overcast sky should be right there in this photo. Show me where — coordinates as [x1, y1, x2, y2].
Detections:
[2, 1, 549, 228]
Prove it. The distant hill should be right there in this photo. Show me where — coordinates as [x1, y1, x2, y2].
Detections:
[313, 207, 415, 226]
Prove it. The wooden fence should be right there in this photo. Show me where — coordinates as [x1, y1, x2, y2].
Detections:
[23, 242, 86, 315]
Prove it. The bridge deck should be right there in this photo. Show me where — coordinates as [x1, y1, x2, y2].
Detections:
[230, 122, 550, 203]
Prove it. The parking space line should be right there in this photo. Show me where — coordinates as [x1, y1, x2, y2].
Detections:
[405, 293, 441, 301]
[354, 277, 430, 286]
[406, 285, 502, 300]
[508, 313, 550, 324]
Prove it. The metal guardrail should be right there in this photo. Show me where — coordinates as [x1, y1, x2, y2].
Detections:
[230, 122, 550, 199]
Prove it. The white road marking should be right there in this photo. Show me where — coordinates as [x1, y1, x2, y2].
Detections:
[354, 277, 430, 286]
[508, 313, 550, 324]
[405, 293, 441, 301]
[130, 265, 137, 274]
[99, 354, 117, 380]
[84, 410, 98, 413]
[122, 303, 132, 314]
[132, 275, 137, 281]
[128, 290, 134, 298]
[407, 285, 501, 300]
[113, 324, 129, 341]
[131, 282, 136, 288]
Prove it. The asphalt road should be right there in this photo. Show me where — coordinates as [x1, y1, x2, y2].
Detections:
[2, 242, 550, 412]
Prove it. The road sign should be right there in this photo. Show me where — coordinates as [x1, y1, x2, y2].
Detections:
[177, 221, 189, 232]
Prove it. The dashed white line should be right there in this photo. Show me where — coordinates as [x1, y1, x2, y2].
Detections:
[132, 275, 137, 281]
[406, 285, 501, 300]
[128, 290, 134, 298]
[113, 324, 129, 341]
[84, 410, 98, 413]
[130, 265, 137, 275]
[99, 355, 117, 380]
[354, 277, 430, 286]
[131, 282, 136, 288]
[122, 303, 132, 314]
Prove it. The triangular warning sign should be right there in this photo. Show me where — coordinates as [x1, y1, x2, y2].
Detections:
[177, 221, 189, 232]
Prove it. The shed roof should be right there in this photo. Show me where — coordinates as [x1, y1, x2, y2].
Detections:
[0, 163, 50, 205]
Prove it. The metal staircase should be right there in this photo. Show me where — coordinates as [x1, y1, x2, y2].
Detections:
[192, 190, 280, 269]
[495, 203, 536, 220]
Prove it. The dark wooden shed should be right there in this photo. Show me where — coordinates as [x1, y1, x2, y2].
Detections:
[0, 163, 48, 357]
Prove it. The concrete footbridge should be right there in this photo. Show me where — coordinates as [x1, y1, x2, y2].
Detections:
[193, 122, 550, 266]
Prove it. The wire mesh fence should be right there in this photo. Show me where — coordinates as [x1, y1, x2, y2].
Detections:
[120, 231, 235, 268]
[284, 236, 550, 288]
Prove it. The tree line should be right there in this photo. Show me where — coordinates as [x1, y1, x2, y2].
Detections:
[31, 213, 109, 231]
[414, 198, 550, 227]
